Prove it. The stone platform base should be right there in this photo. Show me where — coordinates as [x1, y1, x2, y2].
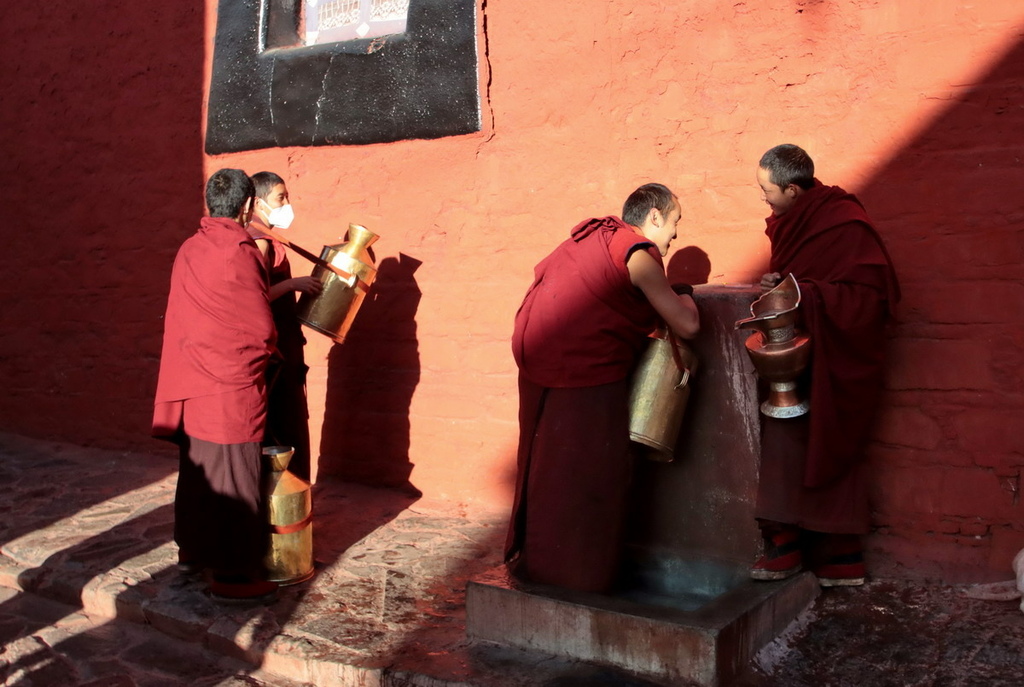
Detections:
[466, 566, 820, 687]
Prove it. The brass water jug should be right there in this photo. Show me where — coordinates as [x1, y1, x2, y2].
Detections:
[735, 274, 811, 418]
[262, 446, 314, 585]
[628, 330, 698, 461]
[297, 223, 379, 343]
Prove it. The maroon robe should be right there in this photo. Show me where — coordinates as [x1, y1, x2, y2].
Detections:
[247, 218, 313, 480]
[757, 181, 899, 533]
[506, 216, 661, 592]
[153, 217, 275, 442]
[152, 216, 276, 574]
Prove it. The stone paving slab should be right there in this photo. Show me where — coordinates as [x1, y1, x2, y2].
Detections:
[0, 585, 305, 686]
[0, 433, 660, 686]
[4, 432, 1024, 686]
[0, 433, 492, 685]
[739, 580, 1024, 687]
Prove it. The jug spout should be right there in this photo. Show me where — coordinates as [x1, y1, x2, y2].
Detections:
[262, 445, 294, 472]
[734, 273, 802, 336]
[751, 273, 801, 318]
[343, 223, 379, 259]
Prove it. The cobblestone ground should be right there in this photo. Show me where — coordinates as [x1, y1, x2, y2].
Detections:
[0, 433, 657, 686]
[0, 586, 302, 686]
[740, 580, 1024, 687]
[1, 432, 1023, 686]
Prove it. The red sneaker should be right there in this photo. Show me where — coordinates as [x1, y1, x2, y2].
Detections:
[814, 553, 866, 587]
[750, 529, 802, 581]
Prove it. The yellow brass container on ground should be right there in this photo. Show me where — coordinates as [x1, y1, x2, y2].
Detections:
[262, 446, 314, 585]
[735, 274, 812, 418]
[628, 332, 698, 461]
[297, 223, 379, 343]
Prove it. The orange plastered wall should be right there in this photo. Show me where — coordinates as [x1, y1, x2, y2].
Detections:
[201, 1, 1024, 581]
[2, 1, 1022, 582]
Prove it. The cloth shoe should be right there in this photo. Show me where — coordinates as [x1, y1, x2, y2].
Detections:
[750, 527, 802, 581]
[814, 552, 866, 587]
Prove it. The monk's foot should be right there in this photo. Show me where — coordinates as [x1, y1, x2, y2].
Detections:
[750, 527, 802, 581]
[813, 552, 866, 587]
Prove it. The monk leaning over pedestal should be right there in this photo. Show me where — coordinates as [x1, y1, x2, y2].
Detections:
[505, 183, 700, 594]
[152, 168, 279, 603]
[751, 144, 900, 587]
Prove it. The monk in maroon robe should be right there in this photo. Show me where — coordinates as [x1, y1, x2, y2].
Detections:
[506, 183, 700, 593]
[752, 144, 899, 587]
[247, 171, 322, 482]
[153, 168, 278, 601]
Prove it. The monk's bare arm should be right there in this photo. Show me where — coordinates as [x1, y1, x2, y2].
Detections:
[627, 250, 700, 339]
[252, 239, 323, 301]
[269, 277, 322, 301]
[254, 237, 271, 259]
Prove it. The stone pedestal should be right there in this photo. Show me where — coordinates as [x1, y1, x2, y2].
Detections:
[467, 567, 819, 687]
[623, 285, 762, 582]
[467, 286, 822, 685]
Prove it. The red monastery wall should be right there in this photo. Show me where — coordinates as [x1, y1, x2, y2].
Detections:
[0, 4, 206, 443]
[2, 1, 1022, 582]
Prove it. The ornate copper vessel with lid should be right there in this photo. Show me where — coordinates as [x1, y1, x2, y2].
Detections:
[735, 274, 811, 418]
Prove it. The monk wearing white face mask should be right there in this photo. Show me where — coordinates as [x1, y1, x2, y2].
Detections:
[247, 171, 323, 481]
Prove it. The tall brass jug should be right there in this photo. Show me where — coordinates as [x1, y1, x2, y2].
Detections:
[628, 331, 698, 461]
[262, 446, 314, 585]
[297, 223, 379, 343]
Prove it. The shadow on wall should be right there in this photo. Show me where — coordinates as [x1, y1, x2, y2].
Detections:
[319, 254, 424, 493]
[668, 246, 712, 287]
[731, 39, 1024, 580]
[854, 35, 1024, 579]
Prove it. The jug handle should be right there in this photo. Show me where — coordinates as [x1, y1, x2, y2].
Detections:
[260, 226, 369, 290]
[666, 328, 692, 388]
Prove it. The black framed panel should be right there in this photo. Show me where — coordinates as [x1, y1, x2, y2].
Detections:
[206, 0, 480, 153]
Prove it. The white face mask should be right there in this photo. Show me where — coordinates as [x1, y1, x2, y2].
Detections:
[264, 201, 295, 229]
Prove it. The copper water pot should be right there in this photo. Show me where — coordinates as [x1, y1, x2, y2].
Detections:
[735, 274, 811, 418]
[628, 330, 698, 461]
[262, 446, 314, 585]
[297, 223, 379, 343]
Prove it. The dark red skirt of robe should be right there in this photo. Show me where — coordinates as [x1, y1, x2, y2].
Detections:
[504, 376, 634, 592]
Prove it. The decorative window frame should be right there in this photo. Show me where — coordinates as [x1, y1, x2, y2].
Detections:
[205, 0, 480, 154]
[304, 0, 410, 45]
